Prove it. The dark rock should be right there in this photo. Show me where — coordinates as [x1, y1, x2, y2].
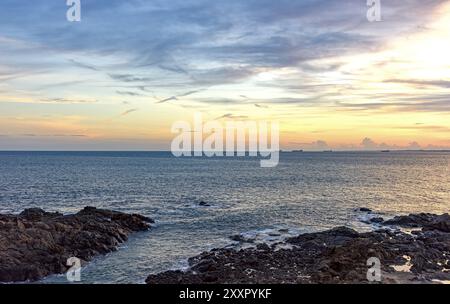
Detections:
[370, 217, 384, 224]
[256, 243, 270, 251]
[230, 234, 257, 244]
[423, 214, 450, 233]
[383, 213, 438, 228]
[198, 201, 211, 207]
[357, 208, 372, 213]
[202, 274, 219, 283]
[146, 213, 450, 284]
[193, 259, 216, 273]
[0, 207, 153, 283]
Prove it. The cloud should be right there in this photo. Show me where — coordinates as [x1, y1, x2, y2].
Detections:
[18, 134, 88, 138]
[361, 137, 378, 149]
[288, 138, 450, 151]
[120, 108, 138, 116]
[108, 74, 153, 83]
[156, 96, 178, 104]
[392, 125, 450, 132]
[290, 140, 331, 151]
[215, 113, 249, 120]
[335, 95, 450, 113]
[408, 141, 421, 149]
[156, 89, 204, 103]
[157, 63, 191, 76]
[1, 0, 449, 151]
[194, 98, 241, 105]
[1, 1, 445, 94]
[309, 140, 330, 150]
[40, 98, 97, 104]
[69, 59, 100, 71]
[116, 90, 144, 97]
[358, 138, 450, 151]
[178, 89, 205, 97]
[384, 79, 450, 89]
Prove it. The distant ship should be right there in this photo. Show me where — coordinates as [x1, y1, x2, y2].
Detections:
[292, 150, 304, 153]
[381, 150, 391, 153]
[322, 150, 333, 153]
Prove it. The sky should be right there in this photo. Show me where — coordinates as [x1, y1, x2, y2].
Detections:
[0, 0, 449, 151]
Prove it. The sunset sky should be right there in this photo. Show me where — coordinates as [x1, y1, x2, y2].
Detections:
[0, 0, 449, 150]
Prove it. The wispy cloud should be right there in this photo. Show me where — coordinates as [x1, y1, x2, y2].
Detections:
[120, 108, 138, 116]
[108, 74, 153, 83]
[18, 134, 87, 138]
[69, 59, 100, 72]
[0, 0, 449, 149]
[156, 96, 178, 104]
[40, 98, 98, 104]
[215, 113, 249, 120]
[156, 89, 205, 104]
[384, 79, 450, 89]
[116, 91, 144, 97]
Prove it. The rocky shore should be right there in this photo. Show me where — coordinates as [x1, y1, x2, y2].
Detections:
[0, 207, 153, 282]
[146, 212, 450, 284]
[1, 206, 448, 284]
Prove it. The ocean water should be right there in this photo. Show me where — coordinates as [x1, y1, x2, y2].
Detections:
[0, 151, 448, 284]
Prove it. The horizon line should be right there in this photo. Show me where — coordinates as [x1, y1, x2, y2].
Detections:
[0, 150, 449, 153]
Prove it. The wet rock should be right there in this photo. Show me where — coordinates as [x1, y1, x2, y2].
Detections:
[357, 208, 372, 213]
[193, 259, 216, 273]
[383, 213, 438, 228]
[423, 214, 450, 233]
[20, 208, 58, 221]
[146, 213, 449, 284]
[0, 207, 153, 283]
[256, 243, 270, 251]
[230, 234, 247, 242]
[370, 217, 385, 224]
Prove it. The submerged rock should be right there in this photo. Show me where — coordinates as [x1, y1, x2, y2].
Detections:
[146, 213, 449, 284]
[0, 207, 153, 283]
[198, 201, 211, 207]
[356, 207, 373, 213]
[369, 217, 385, 224]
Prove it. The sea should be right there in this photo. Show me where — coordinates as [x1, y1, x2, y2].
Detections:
[0, 151, 448, 283]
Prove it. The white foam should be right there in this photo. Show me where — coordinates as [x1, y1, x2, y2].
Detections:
[228, 226, 306, 250]
[391, 255, 413, 273]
